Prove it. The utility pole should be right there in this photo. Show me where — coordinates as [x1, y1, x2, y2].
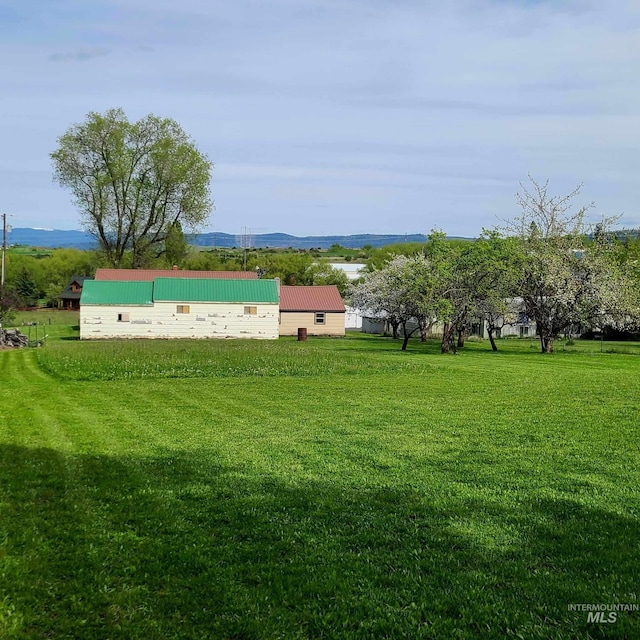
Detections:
[1, 213, 7, 289]
[241, 226, 248, 270]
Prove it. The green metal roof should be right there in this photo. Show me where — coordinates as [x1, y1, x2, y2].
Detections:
[80, 280, 154, 306]
[152, 278, 279, 303]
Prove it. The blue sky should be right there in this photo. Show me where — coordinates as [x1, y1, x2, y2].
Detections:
[2, 0, 639, 236]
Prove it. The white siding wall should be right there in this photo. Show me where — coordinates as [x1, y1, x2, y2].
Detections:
[80, 302, 279, 339]
[344, 306, 362, 329]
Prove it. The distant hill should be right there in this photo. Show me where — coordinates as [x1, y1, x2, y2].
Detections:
[8, 228, 471, 250]
[10, 228, 98, 249]
[189, 232, 438, 249]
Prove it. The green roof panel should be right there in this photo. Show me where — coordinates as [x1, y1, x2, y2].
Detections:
[80, 280, 154, 306]
[153, 278, 279, 303]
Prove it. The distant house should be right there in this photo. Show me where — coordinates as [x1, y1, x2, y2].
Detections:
[360, 310, 420, 336]
[327, 263, 366, 281]
[94, 268, 258, 281]
[60, 276, 88, 310]
[279, 285, 345, 336]
[80, 278, 279, 340]
[477, 308, 537, 340]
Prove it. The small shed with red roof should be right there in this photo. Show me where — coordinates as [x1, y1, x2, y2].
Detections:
[278, 285, 345, 337]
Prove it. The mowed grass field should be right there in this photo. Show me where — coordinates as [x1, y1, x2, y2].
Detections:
[0, 329, 639, 639]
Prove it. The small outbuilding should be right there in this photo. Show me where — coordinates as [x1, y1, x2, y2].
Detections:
[59, 275, 88, 310]
[80, 277, 279, 340]
[278, 285, 345, 337]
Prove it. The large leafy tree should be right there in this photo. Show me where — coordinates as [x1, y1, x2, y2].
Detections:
[466, 232, 523, 351]
[51, 108, 213, 268]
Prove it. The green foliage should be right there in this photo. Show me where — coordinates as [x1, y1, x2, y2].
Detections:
[51, 108, 213, 268]
[5, 252, 45, 298]
[183, 249, 243, 271]
[249, 252, 313, 285]
[613, 231, 640, 284]
[460, 231, 523, 350]
[366, 242, 428, 269]
[365, 238, 472, 270]
[1, 337, 639, 639]
[5, 248, 101, 308]
[13, 267, 39, 307]
[41, 248, 100, 306]
[323, 243, 363, 259]
[6, 246, 52, 258]
[305, 262, 350, 296]
[0, 289, 20, 325]
[163, 220, 189, 267]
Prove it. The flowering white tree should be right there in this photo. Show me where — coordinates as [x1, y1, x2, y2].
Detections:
[507, 177, 639, 352]
[349, 266, 403, 339]
[350, 253, 447, 350]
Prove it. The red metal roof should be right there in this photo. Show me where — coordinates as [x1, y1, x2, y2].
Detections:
[94, 268, 258, 281]
[279, 286, 345, 312]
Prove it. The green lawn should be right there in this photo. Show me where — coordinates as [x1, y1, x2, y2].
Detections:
[1, 333, 638, 638]
[7, 310, 79, 343]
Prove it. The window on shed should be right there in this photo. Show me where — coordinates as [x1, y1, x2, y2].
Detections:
[176, 305, 190, 314]
[244, 306, 257, 315]
[117, 312, 130, 322]
[314, 312, 326, 325]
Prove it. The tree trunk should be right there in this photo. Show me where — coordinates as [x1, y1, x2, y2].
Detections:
[441, 324, 450, 353]
[457, 330, 465, 348]
[488, 329, 498, 352]
[401, 322, 410, 351]
[419, 321, 433, 343]
[391, 320, 399, 340]
[540, 333, 554, 353]
[441, 324, 457, 354]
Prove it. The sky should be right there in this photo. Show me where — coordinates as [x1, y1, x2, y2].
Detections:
[2, 0, 640, 237]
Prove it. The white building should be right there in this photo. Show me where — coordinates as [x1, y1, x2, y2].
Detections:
[80, 278, 280, 340]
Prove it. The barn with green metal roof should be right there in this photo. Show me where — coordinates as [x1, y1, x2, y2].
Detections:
[80, 278, 279, 340]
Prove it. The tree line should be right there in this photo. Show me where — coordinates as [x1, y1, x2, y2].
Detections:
[350, 178, 640, 353]
[3, 178, 640, 355]
[0, 246, 352, 325]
